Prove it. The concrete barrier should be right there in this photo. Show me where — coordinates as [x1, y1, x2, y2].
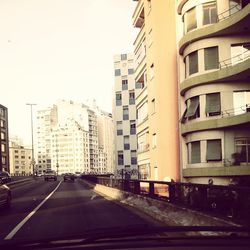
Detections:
[82, 179, 241, 227]
[6, 178, 35, 188]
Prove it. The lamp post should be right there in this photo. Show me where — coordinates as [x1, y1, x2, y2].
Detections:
[26, 103, 36, 176]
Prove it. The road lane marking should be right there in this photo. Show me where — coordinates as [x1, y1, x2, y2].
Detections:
[90, 194, 97, 200]
[4, 180, 62, 240]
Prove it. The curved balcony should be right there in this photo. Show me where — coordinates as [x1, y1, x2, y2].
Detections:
[179, 3, 250, 55]
[180, 56, 250, 96]
[181, 109, 250, 136]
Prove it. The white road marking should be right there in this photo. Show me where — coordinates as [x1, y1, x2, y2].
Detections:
[4, 180, 62, 240]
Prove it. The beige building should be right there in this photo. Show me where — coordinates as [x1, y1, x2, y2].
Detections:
[9, 137, 32, 175]
[177, 0, 250, 185]
[132, 0, 180, 181]
[113, 53, 139, 179]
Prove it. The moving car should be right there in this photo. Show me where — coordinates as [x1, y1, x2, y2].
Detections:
[0, 179, 11, 209]
[63, 173, 76, 182]
[0, 171, 11, 184]
[44, 170, 57, 181]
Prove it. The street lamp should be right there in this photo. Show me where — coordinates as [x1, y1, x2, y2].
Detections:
[26, 103, 36, 176]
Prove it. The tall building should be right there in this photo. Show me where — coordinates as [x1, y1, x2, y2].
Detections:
[132, 0, 180, 181]
[177, 0, 250, 185]
[113, 53, 139, 179]
[36, 100, 114, 175]
[0, 104, 9, 172]
[9, 137, 32, 175]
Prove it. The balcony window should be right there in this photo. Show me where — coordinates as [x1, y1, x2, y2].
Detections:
[115, 69, 121, 76]
[229, 0, 242, 15]
[185, 7, 197, 33]
[189, 141, 201, 164]
[231, 43, 250, 65]
[137, 102, 148, 124]
[203, 2, 217, 25]
[233, 91, 250, 115]
[206, 139, 222, 161]
[116, 92, 122, 106]
[130, 120, 136, 135]
[117, 121, 123, 135]
[235, 139, 250, 164]
[204, 46, 219, 70]
[206, 93, 221, 116]
[122, 79, 128, 90]
[123, 106, 129, 120]
[129, 91, 135, 105]
[185, 96, 200, 120]
[188, 51, 198, 75]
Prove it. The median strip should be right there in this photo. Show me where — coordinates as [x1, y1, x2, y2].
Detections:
[4, 180, 62, 240]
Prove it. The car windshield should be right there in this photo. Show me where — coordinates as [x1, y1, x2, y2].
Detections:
[0, 0, 250, 247]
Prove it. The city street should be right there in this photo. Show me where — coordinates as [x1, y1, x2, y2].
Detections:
[0, 178, 163, 241]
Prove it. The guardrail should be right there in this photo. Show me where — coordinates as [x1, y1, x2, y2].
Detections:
[6, 178, 34, 188]
[81, 175, 250, 225]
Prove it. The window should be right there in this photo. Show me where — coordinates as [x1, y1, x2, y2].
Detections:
[185, 7, 197, 33]
[206, 93, 221, 116]
[124, 136, 130, 150]
[118, 151, 124, 165]
[123, 106, 129, 120]
[233, 91, 250, 115]
[0, 120, 5, 128]
[231, 43, 250, 65]
[204, 46, 219, 70]
[138, 132, 149, 153]
[121, 54, 127, 61]
[128, 68, 134, 75]
[189, 141, 201, 164]
[149, 63, 154, 79]
[1, 144, 5, 152]
[152, 133, 156, 148]
[122, 79, 128, 90]
[235, 139, 250, 164]
[117, 121, 123, 135]
[1, 132, 5, 140]
[137, 102, 148, 124]
[129, 91, 135, 105]
[206, 139, 222, 161]
[115, 69, 121, 76]
[229, 0, 242, 15]
[130, 120, 136, 135]
[14, 150, 18, 153]
[188, 51, 198, 75]
[131, 150, 137, 165]
[135, 82, 141, 89]
[203, 2, 217, 25]
[2, 156, 6, 164]
[116, 92, 122, 106]
[185, 96, 200, 120]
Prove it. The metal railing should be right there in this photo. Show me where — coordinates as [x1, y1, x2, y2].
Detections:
[82, 175, 250, 225]
[217, 4, 241, 21]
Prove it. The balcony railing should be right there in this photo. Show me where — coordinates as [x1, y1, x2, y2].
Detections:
[217, 4, 241, 21]
[138, 143, 150, 153]
[219, 50, 250, 69]
[221, 103, 250, 117]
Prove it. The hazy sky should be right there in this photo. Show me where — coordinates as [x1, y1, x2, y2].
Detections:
[0, 0, 137, 144]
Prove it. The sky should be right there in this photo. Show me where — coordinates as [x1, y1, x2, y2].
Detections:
[0, 0, 137, 145]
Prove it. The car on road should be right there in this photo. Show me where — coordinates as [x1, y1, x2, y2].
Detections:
[44, 170, 57, 181]
[0, 171, 11, 184]
[0, 179, 11, 209]
[63, 173, 76, 182]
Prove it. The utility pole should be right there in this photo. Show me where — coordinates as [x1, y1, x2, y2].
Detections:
[26, 103, 36, 176]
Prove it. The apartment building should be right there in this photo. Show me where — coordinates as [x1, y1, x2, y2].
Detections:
[0, 104, 9, 172]
[113, 53, 139, 179]
[177, 0, 250, 185]
[36, 100, 114, 175]
[9, 137, 32, 175]
[132, 0, 180, 181]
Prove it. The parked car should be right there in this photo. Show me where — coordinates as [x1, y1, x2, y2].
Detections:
[0, 171, 11, 184]
[0, 179, 11, 208]
[44, 170, 57, 181]
[63, 173, 76, 182]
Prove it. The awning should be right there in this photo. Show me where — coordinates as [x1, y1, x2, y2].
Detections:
[206, 140, 222, 161]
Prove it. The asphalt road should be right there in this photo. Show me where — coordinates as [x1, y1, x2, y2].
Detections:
[0, 177, 163, 241]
